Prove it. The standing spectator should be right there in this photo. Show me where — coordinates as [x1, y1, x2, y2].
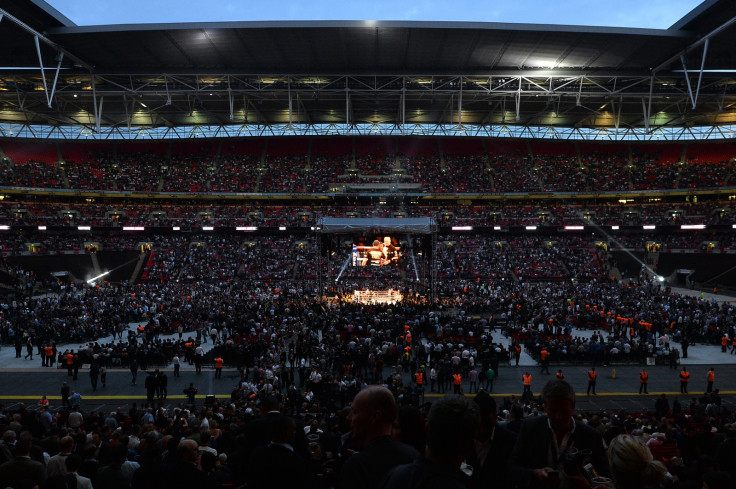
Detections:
[130, 358, 138, 385]
[184, 383, 198, 406]
[707, 367, 715, 393]
[639, 369, 649, 394]
[468, 367, 478, 394]
[655, 394, 670, 418]
[70, 391, 82, 410]
[90, 363, 100, 391]
[173, 353, 181, 377]
[25, 338, 33, 360]
[66, 454, 93, 489]
[72, 353, 79, 381]
[508, 379, 610, 489]
[539, 347, 550, 375]
[145, 372, 158, 402]
[467, 392, 518, 489]
[164, 439, 207, 489]
[341, 386, 420, 489]
[587, 367, 597, 396]
[0, 437, 46, 488]
[158, 370, 168, 399]
[380, 395, 480, 489]
[215, 356, 223, 379]
[46, 436, 75, 478]
[485, 365, 495, 392]
[452, 373, 463, 394]
[679, 367, 690, 394]
[522, 372, 532, 399]
[60, 381, 70, 409]
[66, 350, 74, 377]
[248, 415, 306, 489]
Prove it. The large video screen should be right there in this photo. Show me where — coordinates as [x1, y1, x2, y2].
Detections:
[352, 236, 402, 266]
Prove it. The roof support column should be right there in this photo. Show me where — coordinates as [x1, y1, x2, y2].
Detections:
[401, 85, 406, 133]
[694, 38, 709, 109]
[345, 87, 350, 128]
[681, 55, 696, 109]
[228, 77, 234, 121]
[457, 77, 462, 127]
[288, 78, 293, 127]
[515, 77, 521, 122]
[91, 74, 103, 133]
[34, 35, 65, 108]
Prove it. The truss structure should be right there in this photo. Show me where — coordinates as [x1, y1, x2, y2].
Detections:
[1, 5, 736, 141]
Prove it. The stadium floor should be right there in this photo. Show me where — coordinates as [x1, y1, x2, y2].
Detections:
[1, 285, 735, 413]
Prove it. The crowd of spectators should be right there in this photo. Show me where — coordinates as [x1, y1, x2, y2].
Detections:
[0, 200, 734, 229]
[2, 140, 735, 196]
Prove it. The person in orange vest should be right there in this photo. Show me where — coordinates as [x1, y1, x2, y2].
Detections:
[38, 395, 49, 408]
[66, 351, 75, 377]
[679, 366, 690, 394]
[522, 372, 532, 398]
[414, 370, 424, 388]
[722, 334, 729, 353]
[555, 369, 564, 380]
[587, 367, 597, 396]
[539, 347, 550, 375]
[47, 344, 56, 368]
[639, 368, 649, 394]
[706, 367, 715, 393]
[215, 356, 224, 379]
[452, 372, 463, 394]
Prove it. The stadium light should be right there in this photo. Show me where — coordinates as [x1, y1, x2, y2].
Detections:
[493, 226, 501, 231]
[37, 226, 46, 231]
[279, 226, 286, 231]
[564, 226, 584, 230]
[525, 226, 537, 231]
[0, 225, 9, 230]
[202, 226, 214, 231]
[123, 226, 145, 231]
[451, 226, 473, 231]
[86, 270, 110, 284]
[643, 225, 656, 230]
[172, 226, 180, 231]
[611, 226, 619, 230]
[77, 226, 91, 231]
[681, 224, 705, 230]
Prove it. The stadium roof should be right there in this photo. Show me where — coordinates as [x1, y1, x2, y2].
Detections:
[0, 0, 735, 139]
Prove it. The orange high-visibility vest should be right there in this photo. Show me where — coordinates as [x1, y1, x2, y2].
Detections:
[66, 354, 74, 365]
[707, 371, 714, 383]
[523, 374, 532, 386]
[588, 371, 597, 382]
[215, 357, 223, 368]
[680, 371, 690, 382]
[722, 336, 729, 347]
[415, 372, 424, 385]
[453, 374, 462, 385]
[540, 350, 549, 361]
[640, 372, 648, 383]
